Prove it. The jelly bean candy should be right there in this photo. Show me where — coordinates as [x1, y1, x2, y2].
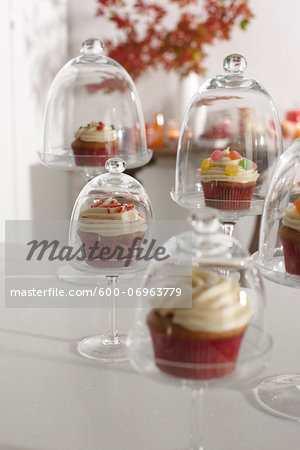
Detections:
[239, 158, 253, 170]
[210, 150, 223, 161]
[294, 198, 300, 214]
[201, 159, 211, 170]
[252, 161, 257, 171]
[225, 164, 239, 177]
[229, 150, 241, 160]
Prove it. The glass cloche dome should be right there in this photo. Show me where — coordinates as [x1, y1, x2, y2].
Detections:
[67, 157, 153, 361]
[39, 38, 152, 177]
[127, 208, 272, 384]
[171, 54, 283, 221]
[253, 138, 300, 288]
[68, 158, 153, 274]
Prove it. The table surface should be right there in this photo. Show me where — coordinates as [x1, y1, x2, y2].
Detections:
[1, 247, 300, 450]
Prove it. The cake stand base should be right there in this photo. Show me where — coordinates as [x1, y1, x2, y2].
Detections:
[254, 373, 300, 421]
[252, 250, 300, 289]
[77, 334, 128, 362]
[57, 264, 106, 286]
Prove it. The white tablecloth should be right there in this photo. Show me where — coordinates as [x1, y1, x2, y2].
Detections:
[1, 249, 300, 450]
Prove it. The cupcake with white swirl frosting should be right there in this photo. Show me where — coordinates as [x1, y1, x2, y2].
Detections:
[278, 199, 300, 275]
[78, 197, 147, 268]
[147, 268, 252, 379]
[71, 121, 119, 167]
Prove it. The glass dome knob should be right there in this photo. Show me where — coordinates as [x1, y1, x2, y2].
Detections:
[182, 209, 231, 257]
[80, 38, 105, 57]
[105, 158, 126, 173]
[188, 209, 221, 234]
[223, 54, 247, 73]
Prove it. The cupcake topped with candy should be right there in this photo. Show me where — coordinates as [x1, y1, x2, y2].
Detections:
[198, 148, 259, 210]
[199, 148, 259, 182]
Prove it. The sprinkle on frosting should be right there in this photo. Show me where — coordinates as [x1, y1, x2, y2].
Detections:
[75, 121, 118, 143]
[86, 198, 138, 216]
[78, 197, 147, 237]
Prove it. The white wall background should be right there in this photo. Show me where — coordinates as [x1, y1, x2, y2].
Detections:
[69, 0, 300, 120]
[68, 0, 300, 246]
[2, 0, 300, 246]
[0, 0, 70, 240]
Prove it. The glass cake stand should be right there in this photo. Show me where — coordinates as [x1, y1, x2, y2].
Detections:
[171, 54, 283, 237]
[68, 158, 153, 362]
[252, 138, 300, 420]
[39, 38, 153, 294]
[127, 208, 272, 448]
[39, 38, 152, 179]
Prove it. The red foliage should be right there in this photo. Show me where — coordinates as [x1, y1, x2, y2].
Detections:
[96, 0, 253, 79]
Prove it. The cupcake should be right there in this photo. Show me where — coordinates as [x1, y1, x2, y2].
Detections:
[71, 121, 119, 167]
[198, 148, 259, 210]
[78, 198, 147, 268]
[278, 199, 300, 275]
[147, 269, 252, 380]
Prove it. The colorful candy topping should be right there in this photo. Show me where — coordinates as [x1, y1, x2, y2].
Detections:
[201, 159, 211, 170]
[229, 150, 242, 160]
[225, 165, 239, 177]
[294, 198, 300, 214]
[200, 148, 257, 177]
[239, 158, 253, 170]
[210, 150, 223, 161]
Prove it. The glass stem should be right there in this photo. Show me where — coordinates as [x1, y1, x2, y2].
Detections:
[189, 384, 206, 450]
[221, 222, 236, 237]
[105, 275, 120, 345]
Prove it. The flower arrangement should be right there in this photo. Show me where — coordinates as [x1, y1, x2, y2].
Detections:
[96, 0, 253, 79]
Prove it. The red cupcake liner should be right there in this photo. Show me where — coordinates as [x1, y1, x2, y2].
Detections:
[73, 146, 118, 167]
[201, 182, 255, 210]
[149, 328, 245, 380]
[280, 237, 300, 275]
[79, 233, 144, 269]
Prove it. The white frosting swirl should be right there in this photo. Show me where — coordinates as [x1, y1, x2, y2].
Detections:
[282, 204, 300, 232]
[155, 269, 252, 333]
[75, 121, 118, 143]
[78, 198, 147, 236]
[198, 148, 259, 184]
